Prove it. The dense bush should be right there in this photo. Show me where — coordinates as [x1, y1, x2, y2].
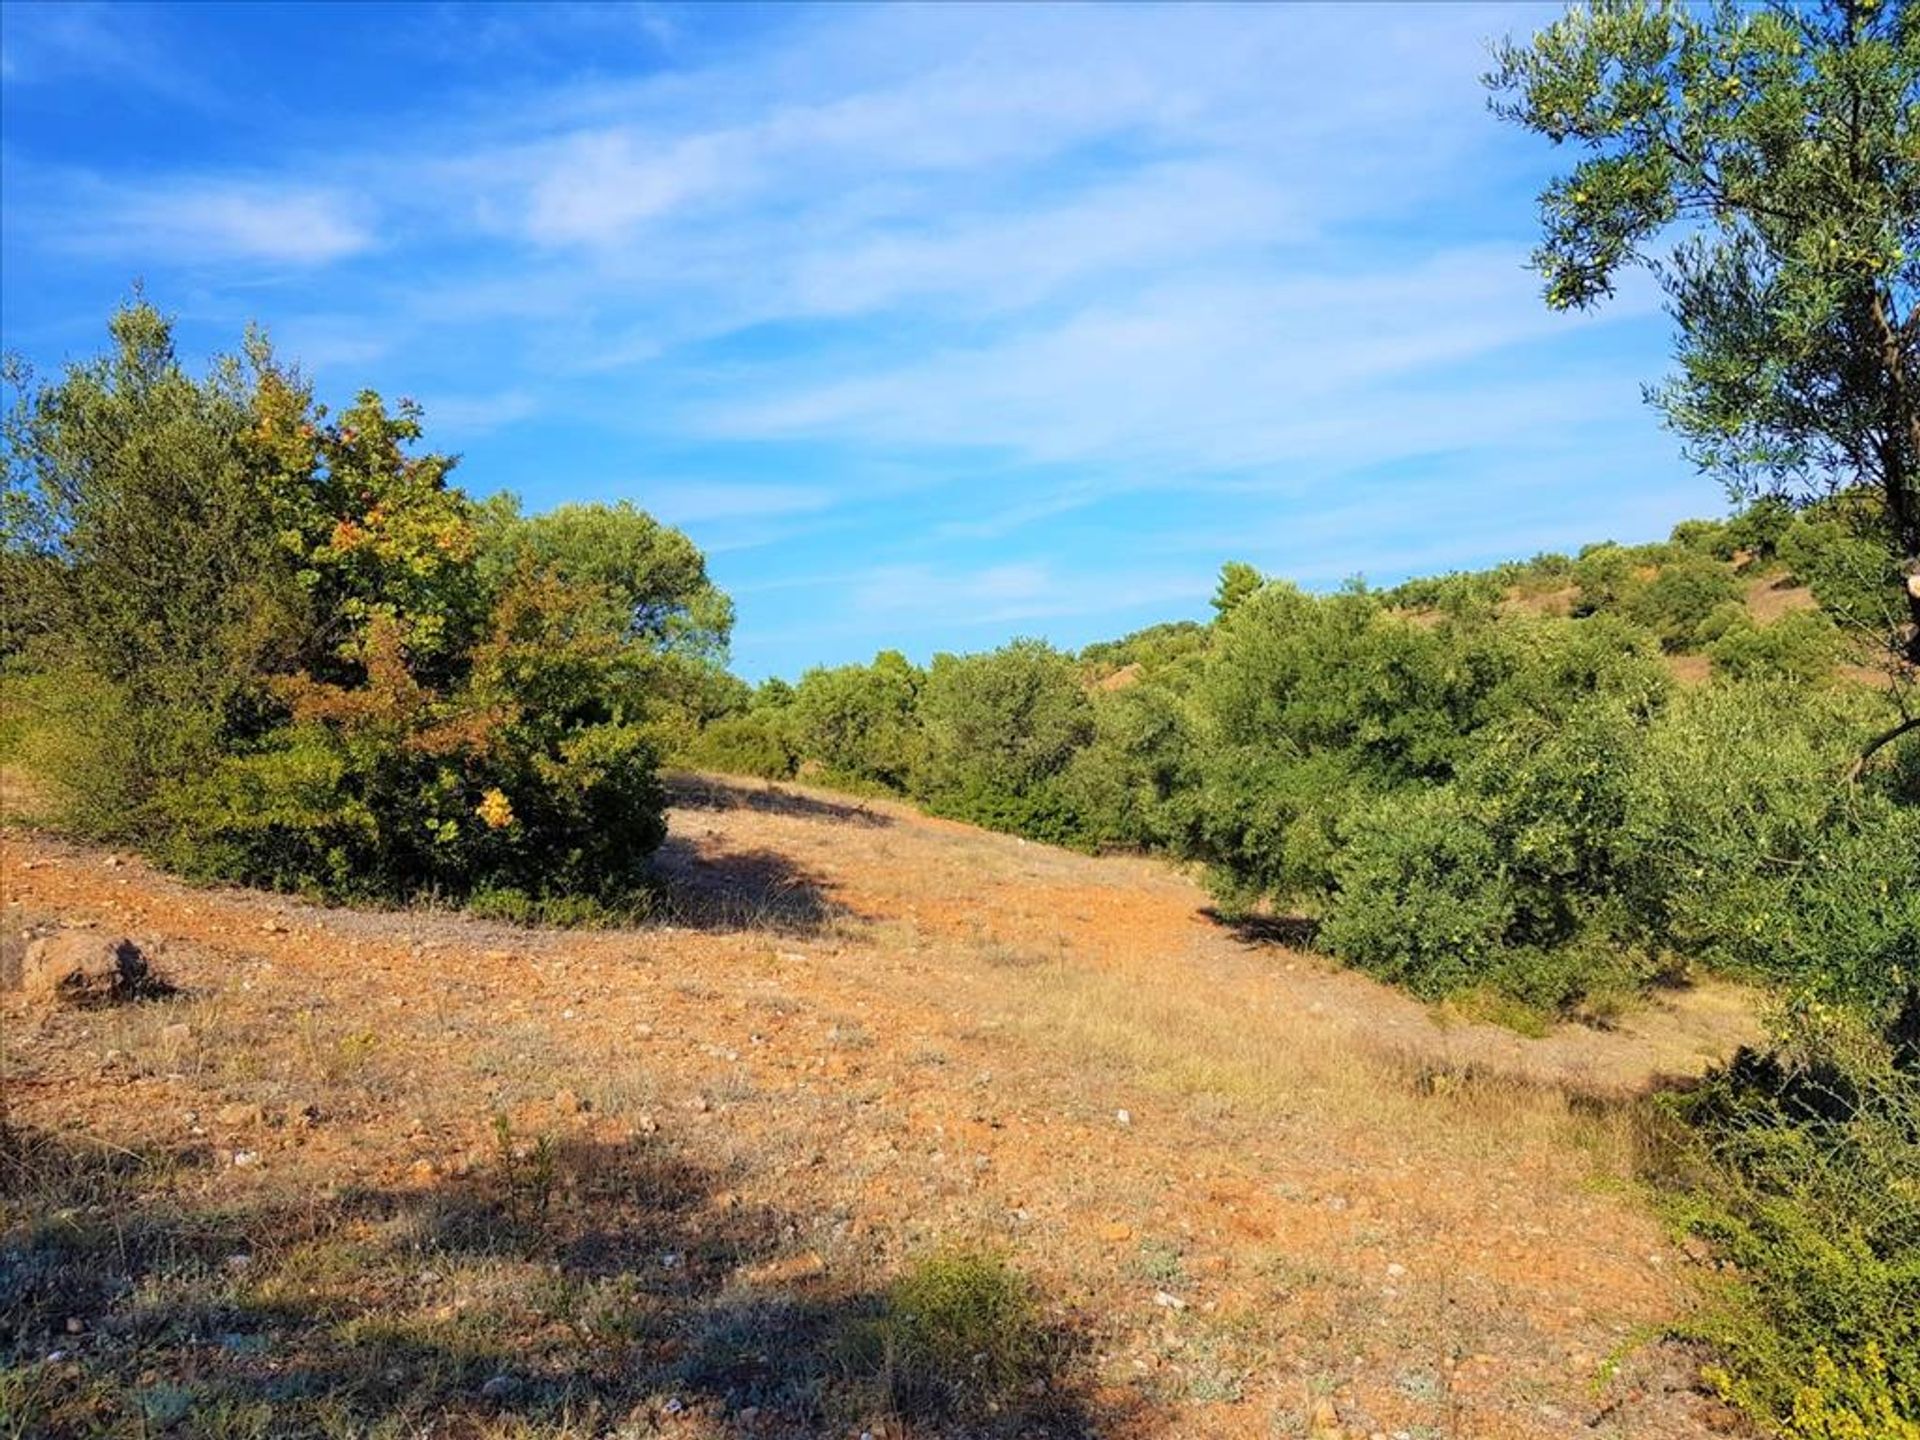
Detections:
[1703, 608, 1842, 684]
[788, 650, 924, 791]
[1652, 1004, 1920, 1437]
[914, 640, 1093, 841]
[1625, 554, 1742, 650]
[2, 304, 727, 908]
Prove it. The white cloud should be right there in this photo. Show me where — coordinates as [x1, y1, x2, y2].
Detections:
[86, 182, 373, 266]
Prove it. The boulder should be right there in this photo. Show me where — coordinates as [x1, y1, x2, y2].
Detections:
[19, 932, 154, 1005]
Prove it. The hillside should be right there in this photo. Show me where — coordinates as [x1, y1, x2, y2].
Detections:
[3, 774, 1762, 1439]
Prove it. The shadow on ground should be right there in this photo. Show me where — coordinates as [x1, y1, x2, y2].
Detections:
[647, 832, 852, 936]
[1200, 906, 1319, 949]
[2, 1120, 1113, 1439]
[666, 772, 893, 829]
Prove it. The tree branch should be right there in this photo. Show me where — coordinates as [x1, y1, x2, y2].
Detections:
[1847, 711, 1920, 782]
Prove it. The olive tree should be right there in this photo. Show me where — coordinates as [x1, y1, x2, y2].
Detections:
[1488, 0, 1919, 756]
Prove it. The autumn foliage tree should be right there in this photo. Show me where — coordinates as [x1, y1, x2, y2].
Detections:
[2, 302, 728, 911]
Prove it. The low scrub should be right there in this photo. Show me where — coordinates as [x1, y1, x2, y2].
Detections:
[1646, 1002, 1920, 1438]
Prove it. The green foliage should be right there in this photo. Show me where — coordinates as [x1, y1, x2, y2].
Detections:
[1706, 608, 1843, 684]
[1319, 786, 1517, 998]
[681, 711, 797, 780]
[1779, 509, 1911, 647]
[853, 1248, 1047, 1420]
[1652, 1003, 1920, 1437]
[1615, 683, 1919, 1009]
[1724, 497, 1798, 562]
[788, 650, 924, 791]
[1210, 560, 1263, 620]
[1625, 553, 1742, 650]
[915, 640, 1093, 840]
[2, 303, 721, 910]
[1569, 542, 1647, 617]
[1055, 682, 1192, 851]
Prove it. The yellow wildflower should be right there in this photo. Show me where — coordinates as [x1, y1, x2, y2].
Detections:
[476, 788, 515, 830]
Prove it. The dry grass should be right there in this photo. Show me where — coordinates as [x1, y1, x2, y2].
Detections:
[1, 778, 1759, 1438]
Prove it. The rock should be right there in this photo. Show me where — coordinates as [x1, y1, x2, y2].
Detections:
[1151, 1290, 1186, 1311]
[1115, 1108, 1132, 1127]
[217, 1102, 263, 1129]
[19, 932, 154, 1005]
[479, 1373, 521, 1402]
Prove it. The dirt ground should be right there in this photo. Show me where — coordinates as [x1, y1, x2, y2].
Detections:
[2, 773, 1762, 1439]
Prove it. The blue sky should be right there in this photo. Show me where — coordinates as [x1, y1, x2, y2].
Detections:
[2, 1, 1715, 680]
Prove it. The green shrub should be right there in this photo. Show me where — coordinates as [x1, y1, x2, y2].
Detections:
[1778, 513, 1908, 640]
[1721, 497, 1797, 561]
[3, 304, 717, 911]
[853, 1248, 1048, 1420]
[788, 650, 923, 791]
[1054, 682, 1191, 851]
[1570, 542, 1647, 616]
[1625, 555, 1742, 651]
[1703, 609, 1842, 685]
[1652, 1003, 1920, 1437]
[1614, 684, 1919, 1008]
[1319, 787, 1517, 998]
[681, 711, 797, 780]
[914, 640, 1093, 833]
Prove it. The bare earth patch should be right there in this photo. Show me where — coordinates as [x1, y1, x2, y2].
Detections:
[1, 775, 1760, 1438]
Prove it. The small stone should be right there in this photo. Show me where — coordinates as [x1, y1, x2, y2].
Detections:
[1386, 1262, 1408, 1279]
[259, 919, 288, 935]
[65, 1317, 84, 1334]
[1115, 1109, 1132, 1127]
[1152, 1290, 1186, 1311]
[479, 1374, 521, 1402]
[231, 1150, 260, 1167]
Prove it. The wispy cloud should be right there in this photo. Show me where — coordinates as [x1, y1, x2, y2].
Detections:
[0, 2, 215, 106]
[2, 1, 1706, 678]
[64, 179, 374, 267]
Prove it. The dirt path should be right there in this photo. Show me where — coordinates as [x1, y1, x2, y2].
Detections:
[2, 775, 1756, 1439]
